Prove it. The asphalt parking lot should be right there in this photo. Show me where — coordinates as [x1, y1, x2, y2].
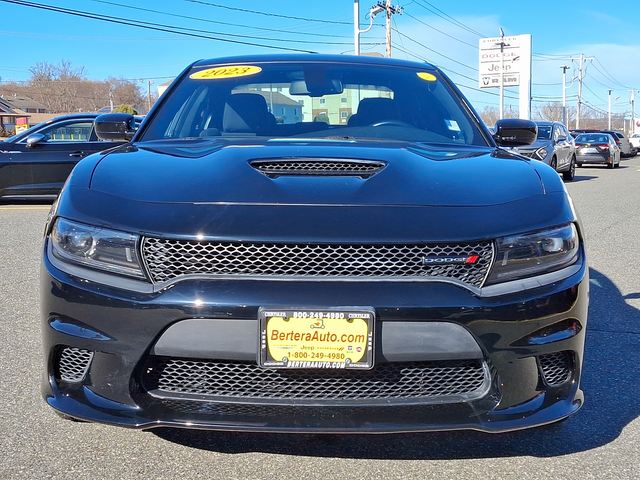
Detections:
[1, 160, 639, 479]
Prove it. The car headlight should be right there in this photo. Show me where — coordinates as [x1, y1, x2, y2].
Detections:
[534, 147, 548, 161]
[485, 224, 579, 285]
[50, 218, 146, 279]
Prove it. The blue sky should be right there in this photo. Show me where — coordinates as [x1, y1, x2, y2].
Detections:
[1, 0, 639, 121]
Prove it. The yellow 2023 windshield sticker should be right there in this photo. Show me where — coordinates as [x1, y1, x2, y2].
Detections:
[417, 72, 437, 82]
[190, 65, 262, 79]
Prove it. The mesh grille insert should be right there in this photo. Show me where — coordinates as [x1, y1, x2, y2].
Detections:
[143, 357, 488, 400]
[142, 239, 493, 286]
[57, 347, 94, 383]
[539, 351, 572, 386]
[250, 158, 386, 178]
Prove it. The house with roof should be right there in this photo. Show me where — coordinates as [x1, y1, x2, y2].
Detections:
[0, 96, 30, 136]
[2, 94, 48, 114]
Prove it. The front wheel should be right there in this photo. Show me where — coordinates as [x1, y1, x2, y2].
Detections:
[549, 157, 558, 171]
[563, 156, 576, 181]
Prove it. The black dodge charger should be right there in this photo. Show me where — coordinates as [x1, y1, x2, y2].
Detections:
[41, 54, 588, 433]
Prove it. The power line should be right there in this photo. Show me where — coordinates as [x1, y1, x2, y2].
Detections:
[411, 0, 486, 37]
[186, 0, 355, 26]
[0, 0, 321, 52]
[94, 0, 356, 39]
[402, 12, 478, 49]
[392, 32, 478, 72]
[592, 59, 631, 90]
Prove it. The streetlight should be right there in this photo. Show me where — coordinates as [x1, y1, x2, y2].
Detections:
[353, 0, 379, 55]
[560, 65, 569, 126]
[608, 89, 612, 130]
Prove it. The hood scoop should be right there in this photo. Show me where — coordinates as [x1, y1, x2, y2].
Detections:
[250, 158, 386, 178]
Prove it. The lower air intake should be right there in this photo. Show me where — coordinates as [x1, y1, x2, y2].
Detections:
[143, 357, 488, 401]
[538, 351, 573, 386]
[57, 347, 94, 383]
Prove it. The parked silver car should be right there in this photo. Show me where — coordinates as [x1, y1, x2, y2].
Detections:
[605, 130, 634, 157]
[513, 121, 576, 181]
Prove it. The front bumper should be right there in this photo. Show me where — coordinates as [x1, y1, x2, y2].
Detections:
[41, 244, 589, 433]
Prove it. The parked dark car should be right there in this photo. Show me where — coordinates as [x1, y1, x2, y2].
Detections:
[571, 129, 634, 157]
[513, 121, 576, 181]
[41, 54, 588, 433]
[0, 113, 140, 200]
[574, 132, 621, 168]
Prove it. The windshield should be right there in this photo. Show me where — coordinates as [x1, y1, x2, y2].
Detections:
[576, 134, 610, 143]
[139, 60, 488, 146]
[536, 125, 552, 140]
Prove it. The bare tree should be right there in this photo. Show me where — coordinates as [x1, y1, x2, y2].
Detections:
[478, 106, 500, 127]
[0, 60, 149, 114]
[532, 102, 564, 123]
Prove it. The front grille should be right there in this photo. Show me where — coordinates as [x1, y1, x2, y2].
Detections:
[142, 239, 493, 286]
[57, 347, 94, 382]
[143, 357, 488, 401]
[250, 158, 386, 178]
[538, 351, 572, 386]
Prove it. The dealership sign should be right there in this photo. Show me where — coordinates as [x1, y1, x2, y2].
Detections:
[479, 35, 530, 89]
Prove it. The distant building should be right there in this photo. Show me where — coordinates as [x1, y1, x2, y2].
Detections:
[250, 90, 304, 123]
[0, 96, 30, 135]
[0, 94, 47, 114]
[152, 78, 393, 126]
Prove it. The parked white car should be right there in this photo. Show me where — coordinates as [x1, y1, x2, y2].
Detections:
[629, 133, 640, 151]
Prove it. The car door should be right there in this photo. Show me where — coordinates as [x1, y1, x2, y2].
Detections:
[7, 118, 121, 196]
[554, 124, 570, 169]
[561, 124, 574, 166]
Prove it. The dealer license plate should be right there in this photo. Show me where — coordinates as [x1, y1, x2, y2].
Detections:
[259, 308, 374, 369]
[580, 147, 597, 154]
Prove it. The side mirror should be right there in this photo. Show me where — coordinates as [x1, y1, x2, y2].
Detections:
[557, 135, 567, 142]
[493, 119, 537, 147]
[25, 133, 46, 148]
[95, 113, 137, 142]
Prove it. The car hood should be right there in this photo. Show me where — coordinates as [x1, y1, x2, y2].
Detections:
[514, 139, 552, 152]
[88, 139, 545, 206]
[61, 138, 573, 242]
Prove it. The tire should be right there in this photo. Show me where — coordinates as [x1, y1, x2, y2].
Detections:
[563, 156, 576, 181]
[607, 159, 614, 169]
[550, 157, 557, 172]
[615, 152, 621, 168]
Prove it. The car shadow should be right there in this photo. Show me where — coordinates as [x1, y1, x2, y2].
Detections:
[152, 267, 639, 459]
[567, 173, 598, 182]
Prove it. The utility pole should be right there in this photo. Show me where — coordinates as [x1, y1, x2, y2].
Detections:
[569, 54, 594, 129]
[385, 0, 393, 57]
[369, 1, 402, 58]
[496, 29, 508, 120]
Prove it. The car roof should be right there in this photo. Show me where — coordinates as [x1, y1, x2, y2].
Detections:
[190, 53, 438, 71]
